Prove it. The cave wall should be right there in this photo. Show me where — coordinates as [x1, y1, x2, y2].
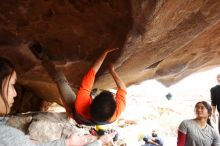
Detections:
[0, 0, 220, 109]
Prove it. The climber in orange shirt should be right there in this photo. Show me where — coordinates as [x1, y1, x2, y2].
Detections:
[30, 43, 126, 126]
[74, 48, 127, 125]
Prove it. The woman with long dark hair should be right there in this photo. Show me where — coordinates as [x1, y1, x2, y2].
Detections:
[0, 57, 115, 146]
[177, 101, 220, 146]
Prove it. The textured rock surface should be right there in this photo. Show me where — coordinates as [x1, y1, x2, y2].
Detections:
[0, 0, 220, 107]
[6, 112, 126, 145]
[7, 112, 84, 142]
[28, 112, 77, 142]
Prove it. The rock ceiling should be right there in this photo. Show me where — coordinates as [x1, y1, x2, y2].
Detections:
[0, 0, 220, 105]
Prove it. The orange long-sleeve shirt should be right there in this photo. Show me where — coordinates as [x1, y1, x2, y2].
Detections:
[75, 68, 126, 123]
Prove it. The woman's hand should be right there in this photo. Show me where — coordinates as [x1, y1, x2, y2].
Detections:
[98, 131, 117, 145]
[66, 133, 96, 146]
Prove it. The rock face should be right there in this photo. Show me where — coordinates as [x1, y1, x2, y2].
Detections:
[6, 113, 87, 142]
[0, 0, 220, 108]
[6, 112, 126, 146]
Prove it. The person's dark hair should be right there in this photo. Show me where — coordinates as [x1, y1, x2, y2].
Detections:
[195, 101, 212, 127]
[90, 90, 116, 122]
[0, 57, 15, 114]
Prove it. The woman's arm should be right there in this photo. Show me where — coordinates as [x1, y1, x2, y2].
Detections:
[85, 131, 116, 146]
[66, 132, 116, 146]
[177, 131, 186, 146]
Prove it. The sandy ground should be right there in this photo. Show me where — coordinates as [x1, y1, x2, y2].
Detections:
[116, 67, 220, 146]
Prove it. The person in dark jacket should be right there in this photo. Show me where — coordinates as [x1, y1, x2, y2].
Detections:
[211, 74, 220, 134]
